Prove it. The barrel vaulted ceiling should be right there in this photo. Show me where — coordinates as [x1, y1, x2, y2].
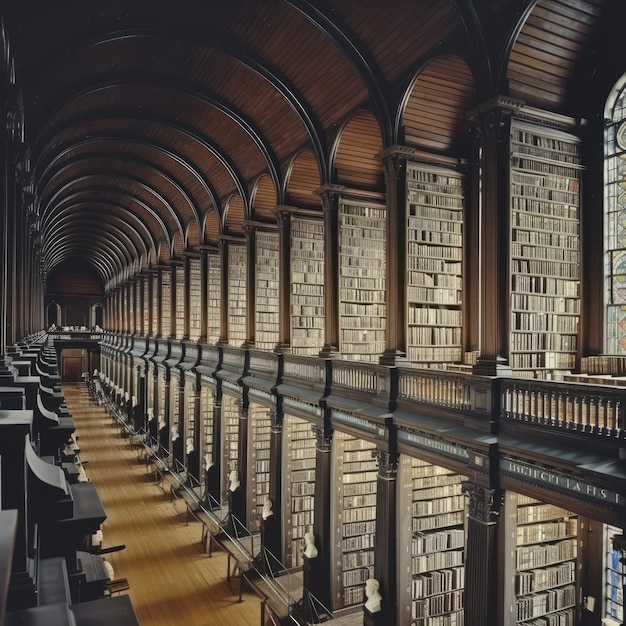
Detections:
[1, 0, 618, 290]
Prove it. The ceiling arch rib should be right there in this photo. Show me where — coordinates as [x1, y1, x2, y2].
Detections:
[44, 190, 167, 254]
[39, 156, 200, 235]
[46, 211, 148, 263]
[40, 174, 183, 242]
[37, 80, 282, 196]
[35, 115, 246, 219]
[34, 136, 219, 218]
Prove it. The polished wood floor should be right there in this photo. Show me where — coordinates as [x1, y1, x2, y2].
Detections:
[62, 384, 262, 626]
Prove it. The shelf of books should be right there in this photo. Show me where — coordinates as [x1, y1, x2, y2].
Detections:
[604, 525, 624, 625]
[175, 265, 185, 339]
[161, 269, 171, 338]
[291, 217, 325, 356]
[338, 200, 386, 361]
[506, 492, 578, 625]
[283, 413, 316, 568]
[143, 276, 150, 333]
[228, 244, 247, 346]
[189, 257, 202, 341]
[397, 455, 467, 626]
[200, 385, 214, 487]
[222, 394, 240, 499]
[170, 377, 180, 442]
[509, 120, 581, 380]
[332, 430, 378, 610]
[151, 273, 159, 335]
[184, 377, 195, 450]
[406, 164, 463, 368]
[133, 280, 140, 332]
[255, 231, 280, 351]
[248, 403, 271, 530]
[207, 252, 221, 345]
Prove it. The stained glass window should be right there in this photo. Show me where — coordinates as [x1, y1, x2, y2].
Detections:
[605, 86, 626, 354]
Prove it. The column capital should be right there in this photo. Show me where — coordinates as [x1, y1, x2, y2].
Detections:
[462, 483, 503, 524]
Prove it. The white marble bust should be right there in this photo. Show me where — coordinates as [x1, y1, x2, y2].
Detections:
[364, 578, 382, 613]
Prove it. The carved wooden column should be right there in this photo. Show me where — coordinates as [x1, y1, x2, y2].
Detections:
[379, 147, 410, 366]
[234, 398, 249, 523]
[275, 208, 292, 352]
[262, 408, 283, 563]
[199, 247, 209, 342]
[370, 450, 398, 624]
[467, 97, 521, 376]
[218, 238, 229, 344]
[183, 254, 191, 340]
[243, 223, 256, 348]
[206, 395, 222, 503]
[307, 423, 333, 608]
[316, 184, 342, 358]
[462, 483, 503, 626]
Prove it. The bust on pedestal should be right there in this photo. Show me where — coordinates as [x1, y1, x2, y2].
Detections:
[363, 578, 383, 626]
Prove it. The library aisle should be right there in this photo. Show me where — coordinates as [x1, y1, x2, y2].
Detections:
[62, 383, 261, 626]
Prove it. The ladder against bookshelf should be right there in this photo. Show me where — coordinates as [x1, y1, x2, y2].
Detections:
[509, 120, 581, 381]
[228, 244, 247, 346]
[189, 257, 202, 341]
[291, 217, 325, 356]
[397, 455, 467, 626]
[406, 164, 464, 368]
[338, 200, 386, 362]
[505, 492, 578, 625]
[605, 525, 624, 624]
[248, 402, 271, 531]
[283, 413, 316, 568]
[207, 253, 221, 345]
[332, 431, 378, 610]
[255, 231, 280, 351]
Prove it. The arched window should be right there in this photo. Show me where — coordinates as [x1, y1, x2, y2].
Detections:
[605, 82, 626, 354]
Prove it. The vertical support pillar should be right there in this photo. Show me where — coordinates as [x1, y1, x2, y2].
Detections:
[218, 238, 229, 345]
[199, 248, 208, 342]
[275, 208, 292, 352]
[263, 409, 283, 563]
[316, 185, 343, 358]
[462, 483, 503, 626]
[243, 223, 256, 348]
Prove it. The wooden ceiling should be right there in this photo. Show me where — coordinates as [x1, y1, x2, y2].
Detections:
[1, 0, 620, 288]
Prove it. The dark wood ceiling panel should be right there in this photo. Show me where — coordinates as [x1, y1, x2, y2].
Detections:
[252, 175, 278, 223]
[204, 210, 220, 246]
[508, 0, 603, 107]
[285, 150, 323, 210]
[225, 194, 245, 235]
[334, 111, 384, 190]
[329, 0, 459, 83]
[402, 55, 475, 153]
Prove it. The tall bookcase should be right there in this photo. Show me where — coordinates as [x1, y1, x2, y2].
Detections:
[283, 413, 316, 568]
[200, 384, 213, 487]
[406, 164, 464, 367]
[605, 525, 624, 624]
[291, 217, 325, 356]
[207, 252, 221, 345]
[338, 200, 386, 361]
[248, 402, 271, 531]
[221, 394, 240, 500]
[175, 264, 185, 339]
[504, 492, 578, 625]
[332, 430, 378, 610]
[170, 376, 180, 438]
[143, 277, 149, 333]
[189, 257, 202, 341]
[509, 120, 581, 380]
[228, 244, 247, 346]
[151, 272, 159, 336]
[397, 455, 467, 626]
[184, 377, 195, 455]
[161, 270, 171, 338]
[255, 231, 280, 351]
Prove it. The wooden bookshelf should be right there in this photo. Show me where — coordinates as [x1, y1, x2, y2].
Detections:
[605, 525, 624, 624]
[248, 402, 271, 531]
[222, 394, 240, 498]
[170, 374, 180, 439]
[189, 257, 202, 341]
[228, 244, 247, 346]
[255, 231, 280, 351]
[151, 273, 159, 336]
[398, 455, 467, 626]
[509, 120, 581, 380]
[161, 269, 171, 338]
[290, 217, 325, 356]
[505, 493, 578, 625]
[184, 377, 195, 455]
[406, 164, 464, 368]
[332, 430, 378, 610]
[283, 413, 316, 568]
[200, 384, 214, 487]
[207, 252, 221, 345]
[339, 200, 386, 362]
[143, 276, 150, 334]
[175, 264, 185, 339]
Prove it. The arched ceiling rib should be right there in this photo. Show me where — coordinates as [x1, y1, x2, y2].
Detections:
[1, 0, 614, 286]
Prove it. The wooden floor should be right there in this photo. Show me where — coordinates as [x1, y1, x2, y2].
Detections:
[62, 384, 262, 626]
